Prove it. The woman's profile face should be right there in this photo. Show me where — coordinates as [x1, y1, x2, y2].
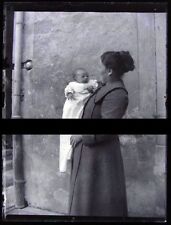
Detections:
[99, 65, 109, 83]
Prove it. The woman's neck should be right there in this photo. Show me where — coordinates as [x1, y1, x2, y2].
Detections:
[107, 74, 122, 83]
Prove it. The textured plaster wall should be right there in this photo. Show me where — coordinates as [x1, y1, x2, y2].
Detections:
[19, 12, 166, 118]
[120, 135, 166, 217]
[23, 135, 166, 217]
[21, 12, 137, 118]
[13, 12, 166, 217]
[23, 135, 70, 213]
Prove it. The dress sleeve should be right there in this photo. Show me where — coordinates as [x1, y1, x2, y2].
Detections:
[82, 135, 115, 146]
[82, 89, 128, 146]
[64, 83, 75, 97]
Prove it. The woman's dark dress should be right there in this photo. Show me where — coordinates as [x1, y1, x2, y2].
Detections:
[69, 80, 128, 217]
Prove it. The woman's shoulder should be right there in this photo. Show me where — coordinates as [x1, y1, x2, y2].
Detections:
[95, 81, 128, 103]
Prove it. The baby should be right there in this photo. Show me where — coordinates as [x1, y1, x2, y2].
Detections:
[62, 68, 98, 118]
[59, 68, 98, 172]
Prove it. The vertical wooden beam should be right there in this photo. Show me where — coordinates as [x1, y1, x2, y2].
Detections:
[154, 13, 167, 118]
[3, 4, 14, 151]
[3, 4, 14, 119]
[137, 13, 157, 118]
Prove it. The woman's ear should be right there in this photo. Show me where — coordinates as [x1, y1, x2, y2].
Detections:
[107, 69, 113, 76]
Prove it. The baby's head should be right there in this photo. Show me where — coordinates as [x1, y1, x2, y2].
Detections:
[72, 68, 89, 83]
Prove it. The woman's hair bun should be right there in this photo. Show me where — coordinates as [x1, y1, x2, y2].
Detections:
[119, 51, 135, 73]
[101, 51, 135, 74]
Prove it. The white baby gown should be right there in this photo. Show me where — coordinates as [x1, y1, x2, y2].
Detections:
[59, 80, 98, 172]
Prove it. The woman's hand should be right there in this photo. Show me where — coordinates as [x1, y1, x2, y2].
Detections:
[70, 135, 82, 148]
[87, 86, 94, 93]
[66, 92, 75, 100]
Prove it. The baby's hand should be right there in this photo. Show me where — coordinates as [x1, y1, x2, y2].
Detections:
[87, 86, 95, 93]
[66, 92, 75, 100]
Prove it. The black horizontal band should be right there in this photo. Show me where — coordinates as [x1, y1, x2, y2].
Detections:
[1, 119, 170, 134]
[4, 1, 167, 12]
[4, 214, 166, 223]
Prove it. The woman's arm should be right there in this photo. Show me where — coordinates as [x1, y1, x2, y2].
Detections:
[82, 135, 115, 146]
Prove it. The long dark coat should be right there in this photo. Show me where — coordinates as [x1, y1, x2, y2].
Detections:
[69, 80, 128, 217]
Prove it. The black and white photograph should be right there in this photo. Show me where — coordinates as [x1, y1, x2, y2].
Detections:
[3, 8, 167, 119]
[2, 134, 166, 219]
[1, 1, 168, 223]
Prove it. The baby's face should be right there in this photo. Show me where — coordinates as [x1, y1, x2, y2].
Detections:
[75, 69, 89, 83]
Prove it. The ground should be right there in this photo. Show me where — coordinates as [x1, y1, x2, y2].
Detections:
[6, 206, 64, 215]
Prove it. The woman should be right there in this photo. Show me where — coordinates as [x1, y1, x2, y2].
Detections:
[69, 51, 135, 217]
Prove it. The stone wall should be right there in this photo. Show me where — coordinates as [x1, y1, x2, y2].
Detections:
[23, 135, 70, 213]
[120, 135, 166, 217]
[22, 134, 166, 217]
[17, 12, 166, 118]
[11, 11, 167, 217]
